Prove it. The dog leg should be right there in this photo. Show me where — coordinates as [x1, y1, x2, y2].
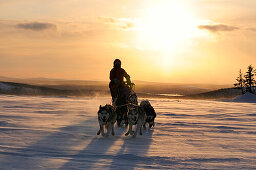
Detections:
[125, 131, 129, 136]
[124, 114, 128, 127]
[97, 128, 101, 135]
[100, 125, 105, 137]
[132, 132, 137, 138]
[125, 122, 132, 136]
[143, 123, 146, 129]
[140, 125, 143, 135]
[149, 122, 155, 128]
[133, 124, 139, 138]
[106, 124, 111, 136]
[120, 120, 125, 127]
[111, 124, 115, 136]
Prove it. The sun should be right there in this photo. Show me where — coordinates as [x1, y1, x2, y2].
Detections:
[135, 1, 199, 69]
[137, 1, 198, 51]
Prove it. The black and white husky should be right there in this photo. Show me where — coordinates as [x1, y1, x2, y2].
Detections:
[125, 105, 145, 137]
[97, 104, 116, 136]
[128, 92, 138, 105]
[140, 100, 156, 129]
[116, 91, 138, 127]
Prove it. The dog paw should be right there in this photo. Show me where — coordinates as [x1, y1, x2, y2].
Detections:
[125, 132, 129, 136]
[97, 130, 101, 135]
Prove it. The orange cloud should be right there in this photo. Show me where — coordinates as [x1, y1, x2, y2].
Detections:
[16, 22, 56, 31]
[97, 16, 135, 30]
[198, 24, 239, 33]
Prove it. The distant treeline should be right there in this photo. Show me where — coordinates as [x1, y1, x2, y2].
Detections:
[234, 64, 256, 94]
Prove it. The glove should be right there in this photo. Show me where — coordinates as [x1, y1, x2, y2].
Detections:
[126, 77, 132, 85]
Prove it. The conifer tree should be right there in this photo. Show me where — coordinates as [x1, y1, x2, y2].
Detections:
[244, 65, 256, 93]
[234, 69, 245, 94]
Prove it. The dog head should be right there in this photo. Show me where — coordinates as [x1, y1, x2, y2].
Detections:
[140, 100, 150, 108]
[128, 106, 139, 124]
[128, 92, 138, 105]
[98, 105, 112, 124]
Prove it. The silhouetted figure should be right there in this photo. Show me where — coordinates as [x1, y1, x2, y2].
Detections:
[109, 59, 132, 104]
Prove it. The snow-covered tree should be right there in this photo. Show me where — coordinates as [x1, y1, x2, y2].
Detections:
[234, 69, 245, 94]
[244, 65, 256, 93]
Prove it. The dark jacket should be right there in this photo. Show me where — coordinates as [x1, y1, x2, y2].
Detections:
[109, 67, 129, 89]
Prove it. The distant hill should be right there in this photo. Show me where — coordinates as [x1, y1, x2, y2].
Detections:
[0, 76, 234, 98]
[0, 81, 108, 97]
[183, 88, 243, 99]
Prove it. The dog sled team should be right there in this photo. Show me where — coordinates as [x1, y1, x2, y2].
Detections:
[97, 96, 156, 137]
[97, 59, 156, 137]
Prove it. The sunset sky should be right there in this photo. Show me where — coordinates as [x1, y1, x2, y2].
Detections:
[0, 0, 256, 84]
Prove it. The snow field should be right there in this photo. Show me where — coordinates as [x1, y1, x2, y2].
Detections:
[0, 95, 255, 169]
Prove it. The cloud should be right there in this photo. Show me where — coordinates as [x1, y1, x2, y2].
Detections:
[198, 24, 239, 33]
[16, 22, 56, 31]
[121, 22, 134, 30]
[97, 16, 135, 30]
[97, 17, 117, 23]
[247, 27, 256, 32]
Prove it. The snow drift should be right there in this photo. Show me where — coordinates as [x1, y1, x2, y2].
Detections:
[233, 92, 256, 103]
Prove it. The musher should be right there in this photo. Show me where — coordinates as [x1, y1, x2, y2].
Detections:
[109, 59, 132, 104]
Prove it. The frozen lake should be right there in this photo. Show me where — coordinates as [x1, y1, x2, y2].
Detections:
[0, 95, 255, 169]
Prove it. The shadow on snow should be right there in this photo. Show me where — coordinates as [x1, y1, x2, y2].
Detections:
[59, 128, 153, 170]
[0, 117, 97, 169]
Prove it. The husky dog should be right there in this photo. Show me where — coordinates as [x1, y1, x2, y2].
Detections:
[97, 104, 116, 136]
[125, 105, 145, 137]
[140, 100, 156, 129]
[115, 99, 128, 127]
[115, 89, 128, 127]
[116, 91, 137, 127]
[128, 92, 138, 105]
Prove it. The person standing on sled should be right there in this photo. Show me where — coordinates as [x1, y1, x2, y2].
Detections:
[109, 59, 132, 105]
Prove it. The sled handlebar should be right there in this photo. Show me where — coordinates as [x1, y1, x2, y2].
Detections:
[124, 81, 135, 89]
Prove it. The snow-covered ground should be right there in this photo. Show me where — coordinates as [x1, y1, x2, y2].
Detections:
[232, 92, 256, 103]
[0, 83, 15, 92]
[0, 95, 255, 169]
